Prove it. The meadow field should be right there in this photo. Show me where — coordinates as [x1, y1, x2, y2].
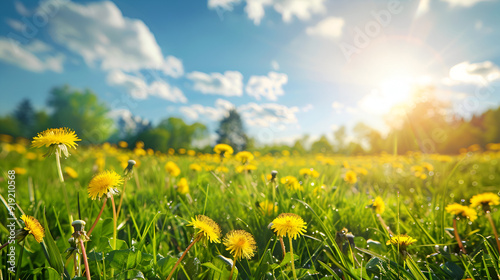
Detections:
[1, 132, 500, 280]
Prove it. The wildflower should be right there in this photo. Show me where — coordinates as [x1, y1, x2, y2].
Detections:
[235, 151, 254, 164]
[445, 203, 477, 222]
[25, 152, 37, 160]
[271, 213, 307, 240]
[177, 178, 189, 194]
[189, 163, 202, 171]
[31, 128, 81, 157]
[18, 215, 44, 243]
[87, 170, 123, 200]
[165, 161, 181, 177]
[386, 234, 417, 247]
[214, 144, 234, 157]
[236, 164, 257, 173]
[258, 200, 277, 215]
[470, 192, 500, 209]
[280, 176, 302, 191]
[13, 167, 27, 175]
[344, 170, 357, 184]
[188, 215, 222, 243]
[370, 196, 385, 215]
[118, 141, 128, 148]
[64, 166, 78, 179]
[223, 230, 257, 260]
[299, 168, 319, 178]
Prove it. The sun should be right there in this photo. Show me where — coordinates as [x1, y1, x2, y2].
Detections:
[359, 76, 416, 115]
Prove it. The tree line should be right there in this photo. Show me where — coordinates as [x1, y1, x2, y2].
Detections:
[1, 85, 499, 155]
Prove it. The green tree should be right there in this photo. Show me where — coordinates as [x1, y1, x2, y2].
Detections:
[216, 109, 247, 151]
[13, 98, 35, 137]
[47, 85, 114, 143]
[310, 135, 333, 154]
[157, 117, 208, 149]
[137, 128, 170, 152]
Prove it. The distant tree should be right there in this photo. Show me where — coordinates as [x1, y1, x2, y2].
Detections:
[0, 116, 21, 137]
[137, 128, 170, 152]
[157, 117, 208, 149]
[333, 126, 347, 153]
[353, 122, 384, 153]
[47, 85, 114, 143]
[13, 99, 35, 137]
[310, 135, 333, 154]
[216, 109, 247, 151]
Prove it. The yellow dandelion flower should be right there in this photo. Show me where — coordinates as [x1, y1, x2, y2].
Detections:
[31, 128, 81, 157]
[188, 215, 221, 243]
[271, 213, 307, 240]
[344, 170, 357, 184]
[371, 196, 385, 215]
[235, 151, 254, 163]
[64, 166, 78, 179]
[236, 164, 257, 173]
[165, 161, 181, 177]
[386, 234, 417, 247]
[88, 170, 123, 200]
[280, 176, 302, 191]
[118, 141, 128, 148]
[187, 150, 196, 156]
[213, 143, 234, 156]
[25, 152, 37, 160]
[223, 230, 257, 260]
[13, 167, 27, 175]
[20, 215, 44, 243]
[215, 166, 229, 173]
[258, 200, 278, 215]
[445, 203, 477, 222]
[177, 178, 189, 194]
[189, 163, 202, 172]
[470, 192, 500, 208]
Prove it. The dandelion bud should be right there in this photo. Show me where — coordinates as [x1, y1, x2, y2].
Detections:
[271, 170, 278, 180]
[124, 159, 136, 177]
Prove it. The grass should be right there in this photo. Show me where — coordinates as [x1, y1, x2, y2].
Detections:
[0, 139, 499, 279]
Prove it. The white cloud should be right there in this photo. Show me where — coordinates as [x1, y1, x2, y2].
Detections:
[213, 0, 326, 25]
[208, 0, 241, 10]
[187, 71, 243, 96]
[448, 61, 500, 85]
[441, 0, 492, 7]
[46, 0, 182, 76]
[0, 37, 64, 72]
[180, 100, 299, 128]
[306, 16, 344, 39]
[332, 101, 345, 111]
[246, 72, 288, 100]
[107, 70, 187, 102]
[5, 19, 26, 32]
[162, 56, 184, 78]
[14, 1, 31, 17]
[239, 102, 299, 127]
[180, 99, 234, 120]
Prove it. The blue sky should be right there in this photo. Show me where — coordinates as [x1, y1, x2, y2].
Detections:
[0, 0, 499, 144]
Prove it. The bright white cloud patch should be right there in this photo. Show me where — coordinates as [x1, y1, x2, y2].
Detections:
[107, 70, 187, 102]
[162, 56, 184, 78]
[180, 99, 234, 120]
[208, 0, 241, 10]
[449, 61, 500, 85]
[441, 0, 492, 7]
[239, 102, 299, 127]
[416, 0, 430, 17]
[306, 16, 344, 39]
[187, 71, 243, 96]
[46, 1, 181, 77]
[246, 72, 288, 101]
[0, 37, 64, 72]
[212, 0, 326, 25]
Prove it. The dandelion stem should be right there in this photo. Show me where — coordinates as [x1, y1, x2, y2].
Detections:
[279, 236, 286, 259]
[111, 195, 117, 250]
[87, 197, 108, 236]
[55, 149, 65, 183]
[229, 259, 236, 280]
[79, 238, 91, 280]
[289, 237, 297, 280]
[485, 211, 500, 253]
[116, 177, 128, 218]
[166, 234, 202, 280]
[74, 250, 81, 277]
[452, 218, 466, 254]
